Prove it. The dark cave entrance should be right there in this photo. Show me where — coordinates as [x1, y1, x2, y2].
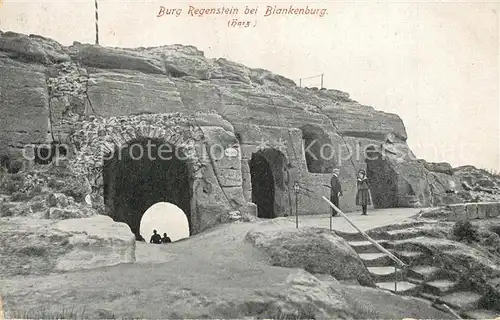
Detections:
[103, 138, 192, 240]
[249, 149, 286, 218]
[300, 125, 336, 173]
[365, 148, 398, 208]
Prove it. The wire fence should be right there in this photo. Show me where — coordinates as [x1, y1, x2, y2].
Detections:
[297, 73, 324, 89]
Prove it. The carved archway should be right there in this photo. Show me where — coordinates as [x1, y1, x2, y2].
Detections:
[365, 146, 398, 208]
[103, 138, 192, 239]
[68, 114, 207, 234]
[249, 148, 288, 218]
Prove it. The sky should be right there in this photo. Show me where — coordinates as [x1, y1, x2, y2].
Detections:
[140, 202, 190, 242]
[0, 0, 498, 171]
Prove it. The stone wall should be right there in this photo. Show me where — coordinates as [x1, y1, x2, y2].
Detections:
[0, 31, 470, 234]
[442, 202, 500, 221]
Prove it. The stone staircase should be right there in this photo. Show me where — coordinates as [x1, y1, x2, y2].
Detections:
[338, 231, 500, 319]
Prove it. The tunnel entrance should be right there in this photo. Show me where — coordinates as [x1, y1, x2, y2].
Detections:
[103, 138, 192, 240]
[249, 149, 286, 218]
[365, 148, 398, 208]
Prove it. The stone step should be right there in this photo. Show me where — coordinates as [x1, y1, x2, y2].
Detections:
[376, 281, 419, 295]
[407, 265, 443, 281]
[386, 229, 424, 240]
[358, 252, 394, 267]
[441, 291, 483, 311]
[461, 309, 500, 319]
[348, 240, 390, 254]
[335, 230, 387, 242]
[393, 250, 425, 264]
[423, 279, 458, 296]
[367, 266, 405, 282]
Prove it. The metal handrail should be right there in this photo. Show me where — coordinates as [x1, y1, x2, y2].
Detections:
[322, 196, 407, 268]
[321, 196, 463, 319]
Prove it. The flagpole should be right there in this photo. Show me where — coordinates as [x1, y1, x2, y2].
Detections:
[95, 0, 99, 45]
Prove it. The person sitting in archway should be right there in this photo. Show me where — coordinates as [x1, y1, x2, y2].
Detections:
[161, 232, 172, 244]
[149, 229, 162, 244]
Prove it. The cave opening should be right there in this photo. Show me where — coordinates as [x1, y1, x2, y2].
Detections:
[300, 125, 336, 173]
[365, 148, 398, 208]
[249, 148, 286, 218]
[103, 138, 192, 240]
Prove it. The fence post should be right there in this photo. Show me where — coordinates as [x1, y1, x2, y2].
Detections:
[294, 182, 299, 228]
[320, 74, 324, 89]
[299, 78, 302, 87]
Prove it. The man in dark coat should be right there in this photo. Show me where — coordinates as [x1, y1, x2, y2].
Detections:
[330, 168, 343, 216]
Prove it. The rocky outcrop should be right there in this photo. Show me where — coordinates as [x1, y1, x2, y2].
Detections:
[0, 30, 475, 234]
[0, 215, 135, 277]
[0, 159, 96, 219]
[208, 269, 450, 319]
[245, 227, 375, 286]
[453, 166, 500, 202]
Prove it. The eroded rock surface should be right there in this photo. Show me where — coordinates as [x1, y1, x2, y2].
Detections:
[245, 227, 375, 286]
[0, 215, 135, 277]
[0, 30, 467, 216]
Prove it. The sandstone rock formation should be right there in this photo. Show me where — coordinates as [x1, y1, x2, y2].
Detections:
[0, 30, 477, 236]
[245, 227, 375, 286]
[0, 215, 135, 277]
[453, 166, 500, 202]
[0, 159, 96, 219]
[207, 269, 451, 319]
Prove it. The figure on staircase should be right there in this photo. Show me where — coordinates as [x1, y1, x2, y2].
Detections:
[356, 169, 372, 215]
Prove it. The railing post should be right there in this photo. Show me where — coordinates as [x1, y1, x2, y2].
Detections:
[294, 182, 299, 228]
[394, 265, 398, 292]
[299, 78, 302, 87]
[320, 74, 324, 89]
[329, 212, 332, 231]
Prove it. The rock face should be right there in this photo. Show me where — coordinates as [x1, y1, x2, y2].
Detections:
[0, 31, 473, 236]
[0, 160, 96, 219]
[209, 269, 357, 319]
[453, 166, 500, 202]
[0, 215, 135, 277]
[245, 227, 375, 286]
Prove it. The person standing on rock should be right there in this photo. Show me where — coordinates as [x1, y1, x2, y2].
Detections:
[356, 169, 372, 215]
[284, 162, 298, 217]
[149, 229, 162, 244]
[330, 168, 343, 216]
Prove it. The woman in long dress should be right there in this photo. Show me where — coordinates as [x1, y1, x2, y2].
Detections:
[356, 169, 372, 215]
